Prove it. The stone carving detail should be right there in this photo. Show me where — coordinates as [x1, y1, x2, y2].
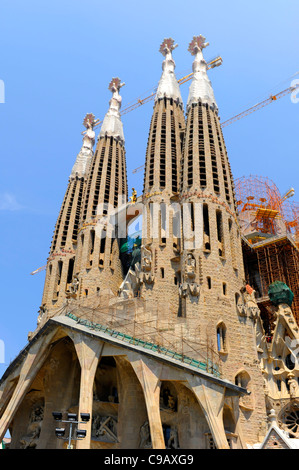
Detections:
[179, 282, 188, 298]
[288, 373, 298, 399]
[91, 415, 118, 442]
[19, 405, 44, 449]
[130, 187, 137, 204]
[188, 283, 200, 297]
[139, 421, 152, 448]
[167, 426, 179, 449]
[179, 253, 200, 297]
[37, 304, 47, 325]
[139, 246, 155, 285]
[185, 253, 196, 280]
[237, 284, 260, 320]
[67, 276, 80, 298]
[160, 386, 177, 412]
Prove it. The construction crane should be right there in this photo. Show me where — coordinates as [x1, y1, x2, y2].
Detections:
[30, 265, 47, 275]
[220, 85, 298, 128]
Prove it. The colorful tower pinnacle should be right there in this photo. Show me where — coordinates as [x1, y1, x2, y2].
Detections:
[73, 78, 128, 300]
[40, 114, 97, 319]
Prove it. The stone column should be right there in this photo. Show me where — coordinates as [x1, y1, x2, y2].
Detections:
[227, 395, 246, 449]
[187, 376, 229, 449]
[70, 332, 104, 449]
[128, 353, 165, 449]
[0, 330, 56, 441]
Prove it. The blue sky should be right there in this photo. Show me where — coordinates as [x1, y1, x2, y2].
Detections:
[0, 0, 298, 377]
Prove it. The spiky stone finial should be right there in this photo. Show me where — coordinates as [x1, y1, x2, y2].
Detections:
[98, 77, 125, 144]
[186, 35, 217, 112]
[108, 77, 125, 93]
[159, 38, 178, 56]
[83, 113, 97, 129]
[188, 35, 209, 55]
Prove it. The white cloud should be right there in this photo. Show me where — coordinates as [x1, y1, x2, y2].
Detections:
[0, 193, 24, 211]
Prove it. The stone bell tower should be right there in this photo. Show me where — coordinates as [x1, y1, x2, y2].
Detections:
[179, 35, 241, 318]
[178, 36, 267, 442]
[140, 38, 185, 314]
[39, 113, 97, 321]
[73, 78, 128, 300]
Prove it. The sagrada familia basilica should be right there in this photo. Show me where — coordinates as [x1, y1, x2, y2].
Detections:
[0, 36, 298, 450]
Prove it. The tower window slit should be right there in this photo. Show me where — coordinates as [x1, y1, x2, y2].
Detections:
[160, 112, 167, 188]
[100, 235, 106, 254]
[171, 114, 177, 193]
[206, 108, 219, 193]
[148, 112, 158, 188]
[197, 106, 206, 188]
[67, 258, 75, 284]
[203, 203, 210, 251]
[216, 210, 224, 257]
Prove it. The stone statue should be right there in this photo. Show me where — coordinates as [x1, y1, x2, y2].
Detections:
[82, 113, 96, 151]
[189, 283, 200, 297]
[140, 245, 155, 285]
[185, 253, 196, 280]
[142, 245, 152, 272]
[139, 421, 152, 448]
[130, 188, 137, 204]
[287, 373, 298, 399]
[108, 78, 125, 115]
[167, 394, 176, 411]
[93, 415, 118, 442]
[179, 282, 188, 298]
[69, 276, 79, 294]
[167, 426, 179, 449]
[37, 304, 47, 325]
[19, 406, 44, 449]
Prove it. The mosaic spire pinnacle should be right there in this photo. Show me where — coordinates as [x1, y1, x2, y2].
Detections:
[99, 77, 125, 144]
[155, 38, 183, 105]
[187, 35, 218, 112]
[70, 113, 96, 179]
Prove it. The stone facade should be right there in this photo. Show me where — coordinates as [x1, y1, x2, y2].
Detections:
[0, 36, 298, 450]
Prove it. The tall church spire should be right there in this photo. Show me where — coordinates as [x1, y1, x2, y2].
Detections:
[140, 38, 185, 314]
[187, 35, 218, 112]
[40, 114, 97, 316]
[73, 78, 128, 300]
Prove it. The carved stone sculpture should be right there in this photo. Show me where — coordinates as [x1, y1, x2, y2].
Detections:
[167, 426, 179, 449]
[92, 415, 118, 442]
[19, 406, 44, 449]
[288, 373, 298, 399]
[139, 421, 152, 448]
[140, 246, 155, 285]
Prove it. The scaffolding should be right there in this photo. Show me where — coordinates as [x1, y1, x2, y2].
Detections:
[243, 236, 299, 326]
[236, 175, 299, 326]
[56, 294, 222, 379]
[234, 175, 298, 243]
